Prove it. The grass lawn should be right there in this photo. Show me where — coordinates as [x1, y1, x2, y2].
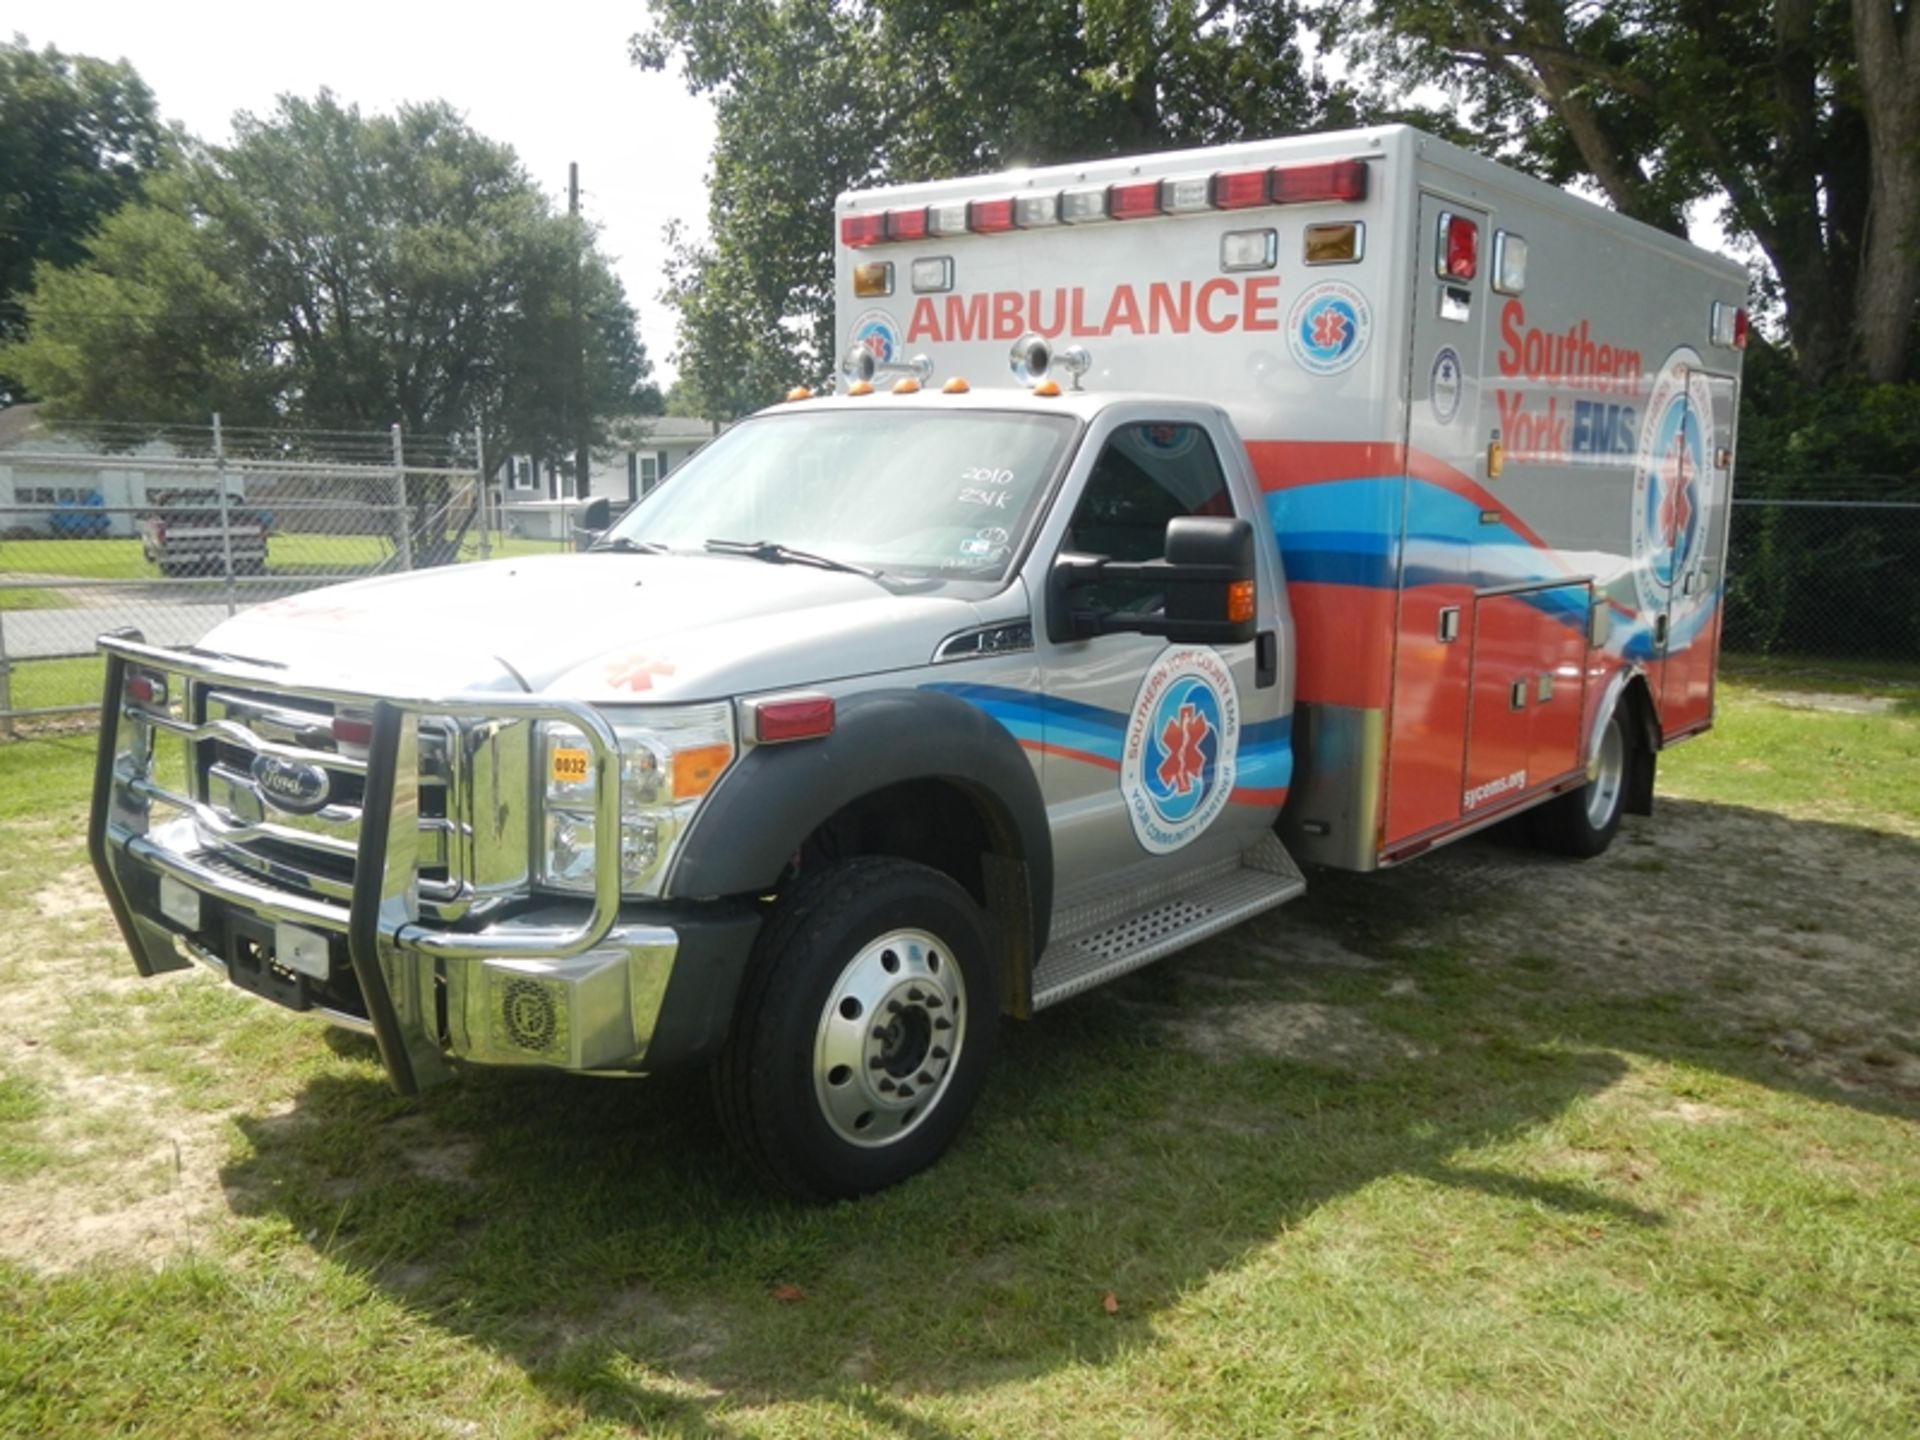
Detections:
[0, 530, 561, 584]
[0, 585, 68, 611]
[1, 655, 104, 716]
[0, 675, 1915, 1437]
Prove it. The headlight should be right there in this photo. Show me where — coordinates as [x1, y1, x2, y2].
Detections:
[538, 703, 734, 896]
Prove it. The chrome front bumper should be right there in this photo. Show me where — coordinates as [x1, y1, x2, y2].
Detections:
[89, 635, 685, 1090]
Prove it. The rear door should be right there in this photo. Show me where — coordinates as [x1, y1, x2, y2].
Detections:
[1651, 367, 1736, 736]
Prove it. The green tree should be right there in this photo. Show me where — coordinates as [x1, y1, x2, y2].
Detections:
[635, 0, 1356, 415]
[0, 36, 165, 402]
[1328, 0, 1920, 385]
[1, 91, 658, 468]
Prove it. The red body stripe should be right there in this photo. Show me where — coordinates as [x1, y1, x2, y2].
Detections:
[1287, 581, 1396, 709]
[1019, 739, 1121, 771]
[1228, 786, 1289, 807]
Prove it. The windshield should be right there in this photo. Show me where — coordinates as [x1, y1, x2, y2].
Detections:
[604, 409, 1078, 582]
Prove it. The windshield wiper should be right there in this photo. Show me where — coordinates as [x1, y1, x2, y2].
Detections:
[588, 535, 671, 554]
[704, 538, 882, 580]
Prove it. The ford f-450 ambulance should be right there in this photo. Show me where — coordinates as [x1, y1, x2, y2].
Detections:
[89, 127, 1746, 1199]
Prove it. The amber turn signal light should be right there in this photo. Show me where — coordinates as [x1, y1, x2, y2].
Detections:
[672, 743, 733, 800]
[1227, 580, 1256, 624]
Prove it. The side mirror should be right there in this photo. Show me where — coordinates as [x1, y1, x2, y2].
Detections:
[573, 496, 614, 552]
[1048, 514, 1258, 645]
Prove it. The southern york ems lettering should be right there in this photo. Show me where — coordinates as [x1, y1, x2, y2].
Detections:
[1495, 299, 1646, 465]
[907, 276, 1282, 343]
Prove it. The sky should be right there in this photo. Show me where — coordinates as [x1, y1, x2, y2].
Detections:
[22, 3, 718, 385]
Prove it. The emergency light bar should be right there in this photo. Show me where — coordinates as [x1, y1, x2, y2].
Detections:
[840, 158, 1371, 248]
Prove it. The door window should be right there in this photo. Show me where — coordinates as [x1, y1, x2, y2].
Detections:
[1062, 422, 1234, 619]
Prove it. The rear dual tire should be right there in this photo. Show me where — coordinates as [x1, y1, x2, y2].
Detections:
[1526, 707, 1630, 858]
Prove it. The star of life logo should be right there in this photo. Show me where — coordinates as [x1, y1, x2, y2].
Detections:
[1120, 646, 1241, 855]
[1631, 347, 1718, 617]
[1286, 281, 1372, 377]
[850, 307, 900, 365]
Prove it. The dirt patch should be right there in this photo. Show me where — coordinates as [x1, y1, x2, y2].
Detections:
[1304, 799, 1920, 1101]
[1169, 1000, 1424, 1068]
[0, 860, 242, 1274]
[1651, 1101, 1738, 1125]
[1765, 691, 1905, 716]
[0, 1059, 243, 1274]
[33, 865, 110, 928]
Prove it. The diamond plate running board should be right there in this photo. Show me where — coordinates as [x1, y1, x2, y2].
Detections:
[1030, 833, 1306, 1010]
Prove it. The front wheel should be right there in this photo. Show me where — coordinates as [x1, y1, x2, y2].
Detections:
[713, 857, 998, 1201]
[1526, 707, 1630, 858]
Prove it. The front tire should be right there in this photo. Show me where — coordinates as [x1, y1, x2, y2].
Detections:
[1526, 706, 1630, 858]
[714, 857, 998, 1201]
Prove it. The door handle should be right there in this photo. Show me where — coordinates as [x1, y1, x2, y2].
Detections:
[1255, 630, 1277, 689]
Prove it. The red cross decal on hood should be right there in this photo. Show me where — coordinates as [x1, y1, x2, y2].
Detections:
[603, 653, 677, 692]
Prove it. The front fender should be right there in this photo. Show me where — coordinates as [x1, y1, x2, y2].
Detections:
[665, 688, 1054, 953]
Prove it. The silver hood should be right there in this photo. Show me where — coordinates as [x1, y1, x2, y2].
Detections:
[201, 553, 1004, 700]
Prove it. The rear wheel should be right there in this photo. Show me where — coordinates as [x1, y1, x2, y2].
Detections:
[714, 857, 997, 1201]
[1526, 706, 1630, 858]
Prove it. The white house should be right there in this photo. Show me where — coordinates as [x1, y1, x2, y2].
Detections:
[0, 404, 212, 539]
[497, 417, 717, 535]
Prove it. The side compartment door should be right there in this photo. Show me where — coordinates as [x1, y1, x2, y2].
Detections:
[1033, 412, 1287, 899]
[1463, 581, 1592, 817]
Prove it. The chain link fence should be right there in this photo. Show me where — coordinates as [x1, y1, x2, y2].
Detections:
[1724, 486, 1920, 668]
[6, 421, 1913, 730]
[0, 415, 547, 731]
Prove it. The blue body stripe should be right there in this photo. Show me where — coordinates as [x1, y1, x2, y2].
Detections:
[926, 681, 1294, 792]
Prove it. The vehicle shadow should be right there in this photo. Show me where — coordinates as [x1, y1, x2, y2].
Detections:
[221, 796, 1920, 1433]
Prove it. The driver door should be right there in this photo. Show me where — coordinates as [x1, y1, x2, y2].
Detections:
[1031, 407, 1283, 899]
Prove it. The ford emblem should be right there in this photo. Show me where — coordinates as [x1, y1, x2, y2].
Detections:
[250, 754, 332, 815]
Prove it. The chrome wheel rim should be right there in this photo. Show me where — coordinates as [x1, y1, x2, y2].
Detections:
[1586, 717, 1627, 830]
[813, 928, 966, 1148]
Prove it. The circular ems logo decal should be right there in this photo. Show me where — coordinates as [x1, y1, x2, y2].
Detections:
[851, 307, 900, 364]
[1286, 281, 1372, 376]
[1631, 347, 1718, 616]
[1120, 646, 1241, 855]
[1137, 422, 1198, 458]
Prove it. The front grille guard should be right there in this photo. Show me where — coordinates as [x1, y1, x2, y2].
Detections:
[89, 632, 624, 1094]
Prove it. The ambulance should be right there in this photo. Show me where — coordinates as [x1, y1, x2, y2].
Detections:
[89, 127, 1746, 1199]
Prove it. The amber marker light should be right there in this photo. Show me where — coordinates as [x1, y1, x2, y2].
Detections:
[1032, 379, 1063, 396]
[786, 386, 813, 402]
[892, 377, 922, 394]
[1228, 580, 1257, 624]
[1304, 222, 1362, 265]
[943, 377, 971, 394]
[847, 380, 875, 396]
[672, 743, 733, 800]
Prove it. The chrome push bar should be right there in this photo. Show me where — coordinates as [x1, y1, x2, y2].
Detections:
[89, 632, 628, 1094]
